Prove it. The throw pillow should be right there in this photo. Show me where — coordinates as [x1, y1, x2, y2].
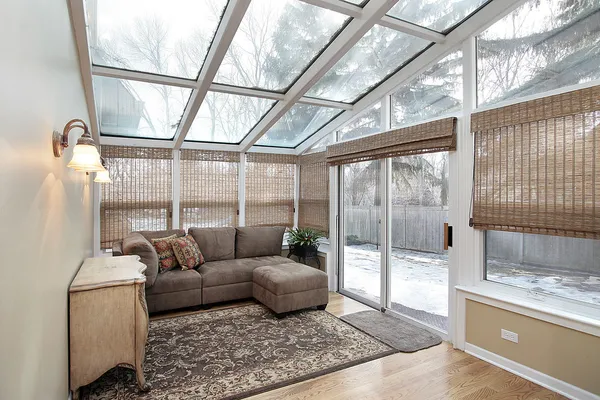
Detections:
[171, 235, 205, 270]
[151, 234, 179, 273]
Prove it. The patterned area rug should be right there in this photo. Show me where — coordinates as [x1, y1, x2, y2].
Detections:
[82, 304, 396, 400]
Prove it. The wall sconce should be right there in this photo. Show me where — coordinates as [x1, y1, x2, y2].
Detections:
[53, 119, 104, 172]
[94, 158, 112, 184]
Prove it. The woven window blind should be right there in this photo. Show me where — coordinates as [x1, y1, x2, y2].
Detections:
[298, 152, 329, 235]
[327, 117, 457, 166]
[100, 146, 173, 249]
[472, 85, 600, 239]
[245, 153, 296, 227]
[179, 150, 239, 230]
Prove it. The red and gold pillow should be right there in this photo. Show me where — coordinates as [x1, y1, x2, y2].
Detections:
[151, 234, 179, 273]
[171, 235, 205, 271]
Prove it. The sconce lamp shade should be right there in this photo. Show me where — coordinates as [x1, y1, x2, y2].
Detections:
[94, 168, 112, 183]
[67, 143, 105, 172]
[53, 119, 104, 173]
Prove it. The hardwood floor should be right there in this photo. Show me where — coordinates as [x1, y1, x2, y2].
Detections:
[151, 293, 566, 400]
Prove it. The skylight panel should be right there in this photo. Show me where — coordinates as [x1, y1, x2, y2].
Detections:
[93, 76, 191, 139]
[392, 51, 462, 128]
[387, 0, 489, 33]
[255, 104, 342, 148]
[305, 26, 430, 103]
[186, 92, 275, 144]
[213, 0, 349, 92]
[88, 0, 227, 79]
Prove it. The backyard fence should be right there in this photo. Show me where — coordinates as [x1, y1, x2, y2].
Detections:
[345, 205, 448, 254]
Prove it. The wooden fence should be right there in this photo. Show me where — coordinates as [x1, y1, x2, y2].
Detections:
[344, 205, 448, 253]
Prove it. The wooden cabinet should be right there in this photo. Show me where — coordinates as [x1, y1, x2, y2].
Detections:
[69, 256, 150, 399]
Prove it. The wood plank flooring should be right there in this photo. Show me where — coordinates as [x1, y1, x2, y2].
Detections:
[151, 292, 566, 400]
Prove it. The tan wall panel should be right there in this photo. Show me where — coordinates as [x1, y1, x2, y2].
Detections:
[466, 300, 600, 395]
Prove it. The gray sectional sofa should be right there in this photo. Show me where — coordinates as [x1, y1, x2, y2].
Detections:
[113, 226, 328, 315]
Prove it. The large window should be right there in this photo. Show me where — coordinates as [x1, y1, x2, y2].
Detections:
[486, 232, 600, 306]
[477, 0, 600, 106]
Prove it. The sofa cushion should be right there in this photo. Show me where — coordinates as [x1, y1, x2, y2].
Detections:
[198, 255, 290, 288]
[253, 263, 328, 295]
[151, 234, 179, 273]
[188, 227, 236, 262]
[235, 227, 286, 259]
[145, 269, 203, 295]
[138, 229, 185, 242]
[171, 234, 205, 270]
[122, 233, 159, 288]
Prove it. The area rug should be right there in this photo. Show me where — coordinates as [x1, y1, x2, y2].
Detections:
[340, 310, 442, 352]
[81, 304, 396, 400]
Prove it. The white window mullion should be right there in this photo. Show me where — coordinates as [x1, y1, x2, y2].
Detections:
[93, 179, 101, 256]
[380, 96, 392, 311]
[238, 152, 246, 227]
[294, 163, 300, 228]
[172, 149, 180, 230]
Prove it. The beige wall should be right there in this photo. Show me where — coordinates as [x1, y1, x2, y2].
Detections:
[0, 1, 94, 399]
[466, 300, 600, 395]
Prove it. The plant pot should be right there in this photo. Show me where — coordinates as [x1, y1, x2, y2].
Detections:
[289, 243, 320, 259]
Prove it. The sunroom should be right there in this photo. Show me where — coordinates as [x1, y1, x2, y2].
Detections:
[2, 0, 599, 399]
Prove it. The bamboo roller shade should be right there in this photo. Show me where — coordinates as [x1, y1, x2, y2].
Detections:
[245, 153, 297, 228]
[298, 152, 329, 235]
[100, 146, 173, 249]
[179, 150, 239, 230]
[326, 117, 457, 166]
[472, 85, 600, 239]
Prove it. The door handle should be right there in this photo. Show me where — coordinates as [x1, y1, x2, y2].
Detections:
[444, 223, 453, 250]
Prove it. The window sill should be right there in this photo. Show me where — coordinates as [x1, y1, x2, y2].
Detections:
[456, 285, 600, 337]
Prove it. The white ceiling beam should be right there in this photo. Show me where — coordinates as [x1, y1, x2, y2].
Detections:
[378, 16, 446, 43]
[297, 97, 353, 110]
[68, 0, 100, 144]
[240, 0, 399, 152]
[92, 65, 196, 88]
[246, 147, 297, 155]
[209, 83, 284, 101]
[179, 141, 241, 151]
[296, 0, 530, 154]
[172, 0, 252, 150]
[298, 0, 362, 18]
[99, 136, 175, 148]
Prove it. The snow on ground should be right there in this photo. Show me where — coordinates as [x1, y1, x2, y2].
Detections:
[487, 260, 600, 305]
[343, 244, 449, 316]
[343, 245, 600, 321]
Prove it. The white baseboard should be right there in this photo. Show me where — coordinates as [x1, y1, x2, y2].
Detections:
[465, 343, 599, 400]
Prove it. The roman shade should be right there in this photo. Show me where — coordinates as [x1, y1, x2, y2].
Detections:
[298, 152, 329, 235]
[180, 150, 239, 230]
[245, 153, 296, 228]
[326, 117, 457, 166]
[472, 85, 600, 239]
[100, 146, 173, 249]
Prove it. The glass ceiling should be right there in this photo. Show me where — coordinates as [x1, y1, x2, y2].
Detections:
[187, 92, 275, 144]
[306, 26, 430, 103]
[93, 76, 191, 139]
[88, 0, 228, 79]
[85, 0, 497, 150]
[213, 0, 349, 92]
[255, 104, 342, 147]
[387, 0, 489, 33]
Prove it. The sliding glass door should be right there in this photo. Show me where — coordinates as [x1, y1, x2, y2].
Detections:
[339, 160, 381, 306]
[388, 153, 449, 332]
[338, 153, 451, 334]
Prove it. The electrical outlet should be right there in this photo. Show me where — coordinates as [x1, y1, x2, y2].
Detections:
[501, 329, 519, 343]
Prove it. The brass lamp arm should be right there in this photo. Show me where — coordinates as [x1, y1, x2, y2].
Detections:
[53, 119, 95, 157]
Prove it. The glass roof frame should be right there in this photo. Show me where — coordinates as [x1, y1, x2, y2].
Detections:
[76, 0, 514, 153]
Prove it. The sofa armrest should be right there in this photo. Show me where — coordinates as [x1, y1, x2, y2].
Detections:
[122, 233, 159, 288]
[112, 241, 124, 256]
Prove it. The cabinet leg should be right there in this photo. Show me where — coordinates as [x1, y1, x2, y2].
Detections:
[136, 365, 151, 392]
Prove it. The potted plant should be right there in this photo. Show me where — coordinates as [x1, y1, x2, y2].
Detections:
[287, 227, 325, 264]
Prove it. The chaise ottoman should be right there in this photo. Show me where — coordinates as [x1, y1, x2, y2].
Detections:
[253, 263, 329, 317]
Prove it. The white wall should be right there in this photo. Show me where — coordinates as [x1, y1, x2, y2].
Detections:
[0, 1, 94, 399]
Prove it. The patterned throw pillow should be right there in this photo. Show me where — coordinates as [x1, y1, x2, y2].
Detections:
[151, 234, 179, 273]
[171, 235, 205, 271]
